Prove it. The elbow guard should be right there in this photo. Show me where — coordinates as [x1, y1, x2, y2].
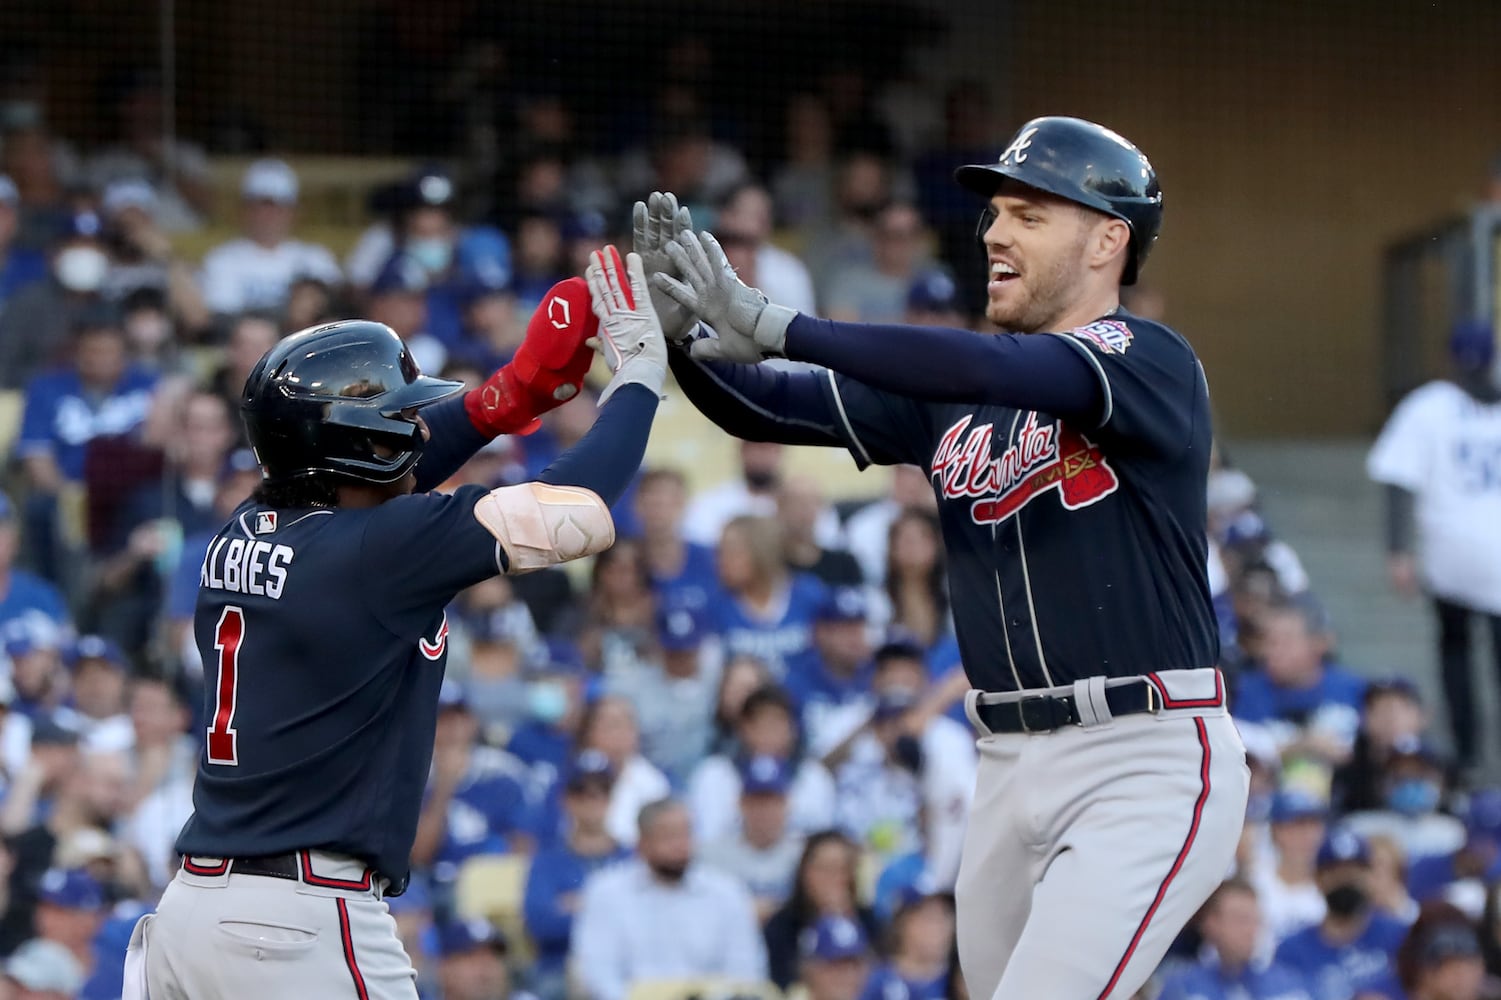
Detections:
[473, 482, 616, 574]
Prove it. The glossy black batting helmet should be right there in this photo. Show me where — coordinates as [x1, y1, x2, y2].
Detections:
[242, 320, 464, 485]
[955, 116, 1162, 284]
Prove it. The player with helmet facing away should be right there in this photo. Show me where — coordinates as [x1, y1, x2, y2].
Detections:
[120, 247, 670, 999]
[640, 116, 1249, 999]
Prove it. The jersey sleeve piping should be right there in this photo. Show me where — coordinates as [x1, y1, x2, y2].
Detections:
[824, 369, 874, 467]
[1044, 331, 1113, 430]
[699, 361, 844, 439]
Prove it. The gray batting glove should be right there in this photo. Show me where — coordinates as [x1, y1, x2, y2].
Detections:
[631, 192, 696, 343]
[653, 230, 798, 364]
[585, 246, 668, 406]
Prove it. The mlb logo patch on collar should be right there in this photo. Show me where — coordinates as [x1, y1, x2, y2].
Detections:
[254, 511, 278, 535]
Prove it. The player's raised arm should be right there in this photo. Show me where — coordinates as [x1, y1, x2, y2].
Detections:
[655, 227, 1104, 428]
[471, 245, 667, 573]
[410, 277, 599, 491]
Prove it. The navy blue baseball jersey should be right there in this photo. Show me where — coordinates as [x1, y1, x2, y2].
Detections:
[816, 314, 1215, 693]
[174, 484, 505, 885]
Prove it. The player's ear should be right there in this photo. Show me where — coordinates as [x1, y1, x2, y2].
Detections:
[1088, 217, 1131, 278]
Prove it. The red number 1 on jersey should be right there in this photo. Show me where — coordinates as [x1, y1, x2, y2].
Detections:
[208, 606, 244, 765]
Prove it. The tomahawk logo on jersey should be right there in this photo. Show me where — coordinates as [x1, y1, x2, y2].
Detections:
[818, 310, 1215, 692]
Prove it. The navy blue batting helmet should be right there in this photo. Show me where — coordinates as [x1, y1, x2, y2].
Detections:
[242, 320, 463, 485]
[955, 116, 1163, 284]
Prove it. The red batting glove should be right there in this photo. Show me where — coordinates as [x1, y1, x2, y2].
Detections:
[464, 277, 599, 437]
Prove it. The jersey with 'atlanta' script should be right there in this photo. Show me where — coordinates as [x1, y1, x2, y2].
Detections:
[817, 312, 1216, 692]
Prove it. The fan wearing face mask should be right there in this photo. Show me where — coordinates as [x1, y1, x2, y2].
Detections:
[1344, 739, 1467, 871]
[1276, 830, 1409, 1000]
[0, 211, 114, 390]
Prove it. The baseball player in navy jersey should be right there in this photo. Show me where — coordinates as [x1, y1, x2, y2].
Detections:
[637, 115, 1250, 999]
[122, 246, 670, 999]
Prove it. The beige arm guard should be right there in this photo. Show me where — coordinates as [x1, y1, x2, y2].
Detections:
[473, 482, 616, 574]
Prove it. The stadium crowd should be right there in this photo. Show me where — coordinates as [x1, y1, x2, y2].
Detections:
[0, 57, 1493, 1000]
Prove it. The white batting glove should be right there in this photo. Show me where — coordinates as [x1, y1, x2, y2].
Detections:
[654, 230, 798, 364]
[631, 191, 697, 343]
[585, 246, 668, 406]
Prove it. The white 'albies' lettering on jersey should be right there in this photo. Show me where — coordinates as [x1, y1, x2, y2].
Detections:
[201, 538, 295, 599]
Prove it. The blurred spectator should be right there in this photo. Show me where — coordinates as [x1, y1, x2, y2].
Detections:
[1208, 467, 1311, 600]
[368, 251, 448, 374]
[31, 868, 104, 980]
[824, 640, 975, 889]
[0, 175, 45, 310]
[617, 114, 749, 224]
[1156, 879, 1312, 1000]
[509, 211, 568, 313]
[17, 311, 158, 584]
[1234, 598, 1365, 763]
[119, 678, 195, 888]
[858, 892, 954, 1000]
[284, 274, 337, 332]
[349, 167, 512, 350]
[780, 476, 863, 589]
[5, 618, 68, 722]
[0, 123, 76, 250]
[689, 685, 837, 844]
[1366, 834, 1420, 925]
[2, 937, 84, 998]
[764, 832, 879, 990]
[803, 151, 893, 303]
[708, 654, 775, 754]
[505, 655, 588, 784]
[1275, 830, 1407, 1000]
[1409, 790, 1501, 909]
[913, 80, 997, 318]
[1367, 319, 1501, 771]
[1386, 902, 1488, 1000]
[0, 212, 113, 390]
[572, 798, 767, 1000]
[207, 312, 280, 432]
[608, 600, 720, 787]
[793, 915, 874, 1000]
[96, 179, 209, 334]
[524, 750, 631, 1000]
[715, 183, 818, 315]
[711, 516, 827, 681]
[0, 745, 125, 953]
[826, 203, 934, 324]
[88, 69, 213, 231]
[789, 585, 875, 742]
[845, 465, 937, 588]
[0, 495, 68, 633]
[575, 695, 670, 849]
[903, 270, 967, 329]
[450, 272, 523, 372]
[882, 509, 950, 650]
[118, 287, 177, 372]
[60, 637, 131, 753]
[1336, 679, 1429, 814]
[435, 917, 533, 1000]
[580, 540, 656, 678]
[412, 681, 532, 886]
[1344, 739, 1466, 868]
[634, 467, 721, 614]
[684, 440, 842, 550]
[90, 388, 235, 651]
[772, 94, 837, 229]
[453, 576, 546, 736]
[1253, 790, 1330, 945]
[700, 755, 806, 920]
[198, 159, 343, 317]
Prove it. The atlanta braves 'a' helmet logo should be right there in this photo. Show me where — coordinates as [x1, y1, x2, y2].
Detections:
[547, 295, 572, 330]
